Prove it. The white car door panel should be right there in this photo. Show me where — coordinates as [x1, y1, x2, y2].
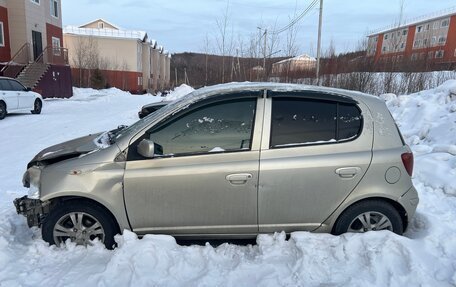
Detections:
[8, 80, 33, 110]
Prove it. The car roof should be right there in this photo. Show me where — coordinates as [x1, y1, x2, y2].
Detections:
[179, 82, 379, 106]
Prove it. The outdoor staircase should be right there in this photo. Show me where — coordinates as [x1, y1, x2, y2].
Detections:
[16, 62, 50, 88]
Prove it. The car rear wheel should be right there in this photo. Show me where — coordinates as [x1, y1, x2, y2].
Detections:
[42, 201, 119, 249]
[0, 101, 6, 120]
[31, 99, 42, 114]
[332, 200, 403, 235]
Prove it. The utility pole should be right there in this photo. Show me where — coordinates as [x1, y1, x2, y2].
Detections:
[316, 0, 323, 85]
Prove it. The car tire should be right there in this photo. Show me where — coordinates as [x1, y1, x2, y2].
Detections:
[0, 101, 6, 120]
[31, 99, 42, 114]
[332, 200, 403, 235]
[42, 200, 119, 249]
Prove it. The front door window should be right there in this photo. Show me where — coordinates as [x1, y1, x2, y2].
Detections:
[145, 98, 257, 157]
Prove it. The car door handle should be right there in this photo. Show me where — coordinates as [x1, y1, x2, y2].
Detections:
[226, 173, 253, 185]
[335, 167, 361, 178]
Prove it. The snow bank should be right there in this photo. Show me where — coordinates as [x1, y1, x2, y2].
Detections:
[163, 84, 194, 101]
[1, 82, 456, 286]
[382, 79, 456, 198]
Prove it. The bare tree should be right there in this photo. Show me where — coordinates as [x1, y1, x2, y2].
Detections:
[202, 33, 211, 85]
[215, 0, 232, 83]
[284, 0, 300, 57]
[71, 36, 99, 87]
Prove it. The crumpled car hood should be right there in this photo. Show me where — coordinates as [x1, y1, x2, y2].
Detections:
[27, 133, 102, 168]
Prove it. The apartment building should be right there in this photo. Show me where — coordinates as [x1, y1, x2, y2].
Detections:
[0, 0, 72, 98]
[367, 7, 456, 67]
[64, 19, 171, 93]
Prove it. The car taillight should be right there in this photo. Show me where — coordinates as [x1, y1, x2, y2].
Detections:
[401, 152, 414, 176]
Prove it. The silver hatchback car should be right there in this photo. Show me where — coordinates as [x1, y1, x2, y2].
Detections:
[15, 83, 418, 249]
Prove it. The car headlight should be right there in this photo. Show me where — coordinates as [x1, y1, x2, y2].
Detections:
[23, 166, 42, 199]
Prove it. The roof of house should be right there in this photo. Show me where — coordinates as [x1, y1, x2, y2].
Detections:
[63, 25, 148, 42]
[368, 6, 456, 37]
[79, 18, 121, 30]
[274, 54, 316, 65]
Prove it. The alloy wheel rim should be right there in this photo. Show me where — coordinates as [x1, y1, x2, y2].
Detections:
[53, 212, 105, 246]
[347, 211, 393, 233]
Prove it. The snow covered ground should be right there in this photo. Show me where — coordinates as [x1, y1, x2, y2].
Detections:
[0, 82, 455, 286]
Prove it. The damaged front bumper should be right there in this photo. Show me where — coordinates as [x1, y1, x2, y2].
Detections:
[13, 196, 50, 228]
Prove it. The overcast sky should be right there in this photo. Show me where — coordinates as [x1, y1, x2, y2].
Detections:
[62, 0, 456, 56]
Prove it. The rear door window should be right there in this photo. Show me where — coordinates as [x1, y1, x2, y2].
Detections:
[270, 97, 362, 148]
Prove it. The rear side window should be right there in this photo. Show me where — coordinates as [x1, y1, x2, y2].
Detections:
[271, 97, 362, 148]
[338, 103, 363, 141]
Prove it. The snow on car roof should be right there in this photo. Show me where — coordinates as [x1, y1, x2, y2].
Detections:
[181, 82, 376, 105]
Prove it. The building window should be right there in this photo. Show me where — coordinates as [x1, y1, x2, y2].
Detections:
[411, 53, 418, 61]
[433, 21, 440, 29]
[382, 46, 387, 52]
[428, 51, 434, 59]
[441, 19, 450, 27]
[50, 0, 58, 18]
[413, 39, 421, 48]
[31, 0, 40, 4]
[384, 34, 388, 40]
[423, 39, 428, 47]
[98, 22, 104, 29]
[417, 26, 423, 33]
[435, 50, 444, 58]
[0, 22, 4, 47]
[400, 42, 405, 49]
[52, 37, 61, 55]
[438, 36, 447, 45]
[425, 24, 430, 31]
[402, 30, 407, 36]
[431, 36, 437, 45]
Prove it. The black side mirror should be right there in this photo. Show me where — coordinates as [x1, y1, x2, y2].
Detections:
[25, 87, 32, 92]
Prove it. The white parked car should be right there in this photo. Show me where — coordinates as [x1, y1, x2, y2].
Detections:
[0, 77, 43, 120]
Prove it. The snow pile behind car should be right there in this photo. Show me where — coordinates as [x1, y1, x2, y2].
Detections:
[0, 82, 456, 286]
[163, 84, 194, 101]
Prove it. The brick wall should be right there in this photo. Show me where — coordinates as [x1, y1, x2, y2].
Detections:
[0, 5, 10, 62]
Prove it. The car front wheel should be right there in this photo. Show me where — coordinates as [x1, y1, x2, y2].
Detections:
[42, 200, 119, 249]
[31, 99, 42, 114]
[332, 200, 403, 235]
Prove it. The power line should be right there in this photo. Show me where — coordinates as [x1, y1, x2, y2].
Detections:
[274, 0, 318, 34]
[271, 0, 319, 35]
